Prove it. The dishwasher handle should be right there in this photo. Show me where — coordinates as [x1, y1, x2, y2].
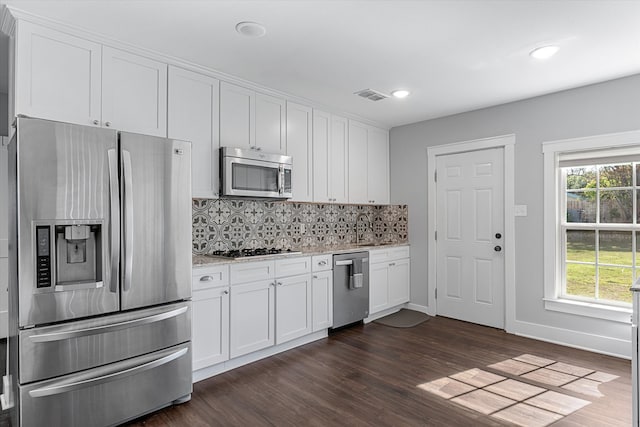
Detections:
[335, 260, 352, 266]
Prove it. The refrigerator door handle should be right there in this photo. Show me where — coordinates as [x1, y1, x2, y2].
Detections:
[28, 305, 188, 343]
[28, 346, 188, 398]
[122, 150, 134, 292]
[107, 149, 120, 294]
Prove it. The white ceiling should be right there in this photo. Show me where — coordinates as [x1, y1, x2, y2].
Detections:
[2, 0, 640, 128]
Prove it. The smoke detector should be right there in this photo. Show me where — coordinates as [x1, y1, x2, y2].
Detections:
[354, 89, 390, 102]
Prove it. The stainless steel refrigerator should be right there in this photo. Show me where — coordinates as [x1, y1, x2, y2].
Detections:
[5, 117, 193, 427]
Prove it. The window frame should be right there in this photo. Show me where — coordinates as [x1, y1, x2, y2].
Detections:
[543, 130, 640, 323]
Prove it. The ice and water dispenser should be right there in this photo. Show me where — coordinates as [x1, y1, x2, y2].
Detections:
[35, 223, 103, 291]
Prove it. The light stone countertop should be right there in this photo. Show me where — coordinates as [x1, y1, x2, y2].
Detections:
[192, 242, 410, 267]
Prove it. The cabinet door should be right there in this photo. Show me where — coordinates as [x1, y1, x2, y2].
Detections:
[220, 82, 254, 148]
[388, 258, 410, 307]
[329, 115, 349, 204]
[229, 280, 275, 358]
[192, 287, 229, 370]
[369, 262, 390, 314]
[367, 127, 389, 204]
[15, 21, 102, 127]
[312, 110, 331, 203]
[102, 47, 167, 136]
[255, 93, 286, 153]
[286, 102, 313, 202]
[348, 121, 368, 204]
[168, 66, 220, 198]
[312, 270, 333, 331]
[276, 274, 312, 344]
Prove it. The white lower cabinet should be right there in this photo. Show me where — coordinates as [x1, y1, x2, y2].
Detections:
[275, 274, 312, 344]
[369, 246, 411, 315]
[230, 279, 276, 358]
[312, 270, 333, 331]
[192, 265, 231, 370]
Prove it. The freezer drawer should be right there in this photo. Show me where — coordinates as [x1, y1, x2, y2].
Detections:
[19, 342, 192, 427]
[19, 301, 191, 384]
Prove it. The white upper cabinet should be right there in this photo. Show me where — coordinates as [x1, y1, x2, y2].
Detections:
[15, 21, 102, 127]
[256, 93, 286, 154]
[329, 115, 349, 203]
[367, 127, 389, 204]
[286, 102, 313, 202]
[168, 66, 220, 198]
[102, 47, 167, 137]
[313, 110, 348, 203]
[348, 120, 389, 205]
[14, 21, 167, 137]
[220, 82, 286, 154]
[348, 121, 369, 204]
[220, 82, 254, 149]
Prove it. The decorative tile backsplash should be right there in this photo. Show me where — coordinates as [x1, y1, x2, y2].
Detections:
[192, 199, 408, 254]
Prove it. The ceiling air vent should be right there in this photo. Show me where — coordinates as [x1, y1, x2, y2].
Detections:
[354, 88, 389, 102]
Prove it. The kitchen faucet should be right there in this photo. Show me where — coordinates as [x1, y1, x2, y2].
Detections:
[355, 213, 373, 245]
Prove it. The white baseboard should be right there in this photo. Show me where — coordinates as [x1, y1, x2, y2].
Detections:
[193, 330, 328, 383]
[512, 319, 630, 360]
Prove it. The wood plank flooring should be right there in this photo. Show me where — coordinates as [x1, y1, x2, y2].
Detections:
[125, 316, 632, 426]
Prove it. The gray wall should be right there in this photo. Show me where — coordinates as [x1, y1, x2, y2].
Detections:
[390, 73, 640, 353]
[0, 93, 7, 136]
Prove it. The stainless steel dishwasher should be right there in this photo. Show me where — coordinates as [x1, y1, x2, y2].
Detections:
[332, 252, 369, 328]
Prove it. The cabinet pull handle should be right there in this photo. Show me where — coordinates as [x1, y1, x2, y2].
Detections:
[389, 262, 396, 266]
[277, 282, 283, 286]
[319, 260, 327, 266]
[222, 290, 229, 295]
[200, 275, 214, 282]
[92, 119, 99, 125]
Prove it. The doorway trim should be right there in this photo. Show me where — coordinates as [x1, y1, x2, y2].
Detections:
[427, 134, 516, 332]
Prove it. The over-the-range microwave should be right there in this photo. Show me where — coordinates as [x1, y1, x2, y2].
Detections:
[220, 147, 292, 199]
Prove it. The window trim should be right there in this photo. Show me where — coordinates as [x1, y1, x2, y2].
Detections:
[543, 130, 640, 323]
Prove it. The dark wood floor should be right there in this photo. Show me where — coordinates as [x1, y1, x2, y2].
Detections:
[125, 316, 632, 426]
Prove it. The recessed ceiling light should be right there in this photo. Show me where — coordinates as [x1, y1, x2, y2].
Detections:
[529, 45, 559, 60]
[236, 21, 266, 38]
[391, 89, 410, 99]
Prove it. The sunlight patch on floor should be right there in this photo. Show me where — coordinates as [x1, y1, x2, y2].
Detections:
[416, 353, 618, 427]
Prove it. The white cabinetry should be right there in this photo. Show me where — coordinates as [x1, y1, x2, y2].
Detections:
[168, 66, 220, 198]
[286, 102, 313, 202]
[15, 21, 102, 127]
[229, 257, 312, 358]
[313, 111, 349, 203]
[101, 47, 167, 136]
[14, 21, 167, 136]
[311, 254, 333, 331]
[369, 246, 410, 315]
[220, 82, 286, 153]
[192, 265, 230, 370]
[348, 120, 389, 205]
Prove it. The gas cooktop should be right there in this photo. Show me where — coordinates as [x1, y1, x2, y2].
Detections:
[210, 248, 302, 259]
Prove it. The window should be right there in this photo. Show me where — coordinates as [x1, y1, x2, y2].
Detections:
[543, 131, 640, 322]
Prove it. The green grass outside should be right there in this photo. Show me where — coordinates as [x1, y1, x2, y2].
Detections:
[566, 239, 633, 304]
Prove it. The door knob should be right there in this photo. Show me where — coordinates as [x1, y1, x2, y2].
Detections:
[495, 233, 502, 239]
[494, 246, 502, 252]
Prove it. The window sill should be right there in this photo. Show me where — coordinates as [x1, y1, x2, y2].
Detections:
[544, 298, 631, 323]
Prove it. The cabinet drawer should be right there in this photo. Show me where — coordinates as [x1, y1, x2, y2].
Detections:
[369, 245, 410, 264]
[312, 254, 332, 272]
[275, 256, 311, 277]
[230, 260, 276, 285]
[193, 265, 230, 291]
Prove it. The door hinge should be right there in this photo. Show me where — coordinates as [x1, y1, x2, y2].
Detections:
[435, 288, 438, 299]
[434, 171, 437, 182]
[435, 230, 437, 240]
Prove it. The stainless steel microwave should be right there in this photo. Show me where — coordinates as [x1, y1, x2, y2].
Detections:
[220, 147, 292, 199]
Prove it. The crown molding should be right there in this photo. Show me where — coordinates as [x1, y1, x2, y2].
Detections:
[2, 5, 390, 130]
[0, 5, 16, 35]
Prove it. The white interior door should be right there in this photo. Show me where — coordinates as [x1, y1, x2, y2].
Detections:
[436, 147, 505, 328]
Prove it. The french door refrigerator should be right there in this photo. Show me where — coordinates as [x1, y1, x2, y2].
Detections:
[6, 117, 193, 427]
